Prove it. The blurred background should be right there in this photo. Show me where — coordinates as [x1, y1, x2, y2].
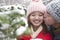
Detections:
[0, 0, 53, 6]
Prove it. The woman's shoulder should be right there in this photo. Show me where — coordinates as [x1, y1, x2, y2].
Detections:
[44, 32, 53, 40]
[37, 30, 52, 40]
[38, 30, 52, 37]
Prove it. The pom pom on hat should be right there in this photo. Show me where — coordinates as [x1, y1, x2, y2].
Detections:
[32, 0, 43, 3]
[46, 0, 60, 22]
[26, 0, 47, 17]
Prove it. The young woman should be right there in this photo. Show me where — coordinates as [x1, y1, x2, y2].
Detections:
[17, 0, 52, 40]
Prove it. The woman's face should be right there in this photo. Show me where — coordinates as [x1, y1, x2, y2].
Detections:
[29, 11, 43, 27]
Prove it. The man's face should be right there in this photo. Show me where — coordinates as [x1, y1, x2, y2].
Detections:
[44, 12, 56, 25]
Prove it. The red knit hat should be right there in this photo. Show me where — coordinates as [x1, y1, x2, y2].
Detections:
[26, 0, 47, 17]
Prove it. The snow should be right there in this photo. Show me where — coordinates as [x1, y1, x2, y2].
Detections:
[16, 26, 27, 36]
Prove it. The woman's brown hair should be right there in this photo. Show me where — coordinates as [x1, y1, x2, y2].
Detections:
[27, 14, 48, 34]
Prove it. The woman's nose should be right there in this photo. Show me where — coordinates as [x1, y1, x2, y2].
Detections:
[35, 16, 39, 19]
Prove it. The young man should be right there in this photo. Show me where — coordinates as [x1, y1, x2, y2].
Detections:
[44, 0, 60, 40]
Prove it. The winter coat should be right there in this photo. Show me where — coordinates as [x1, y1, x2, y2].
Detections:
[17, 27, 52, 40]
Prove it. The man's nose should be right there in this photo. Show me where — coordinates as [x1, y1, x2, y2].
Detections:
[44, 16, 46, 20]
[44, 16, 46, 18]
[44, 14, 46, 18]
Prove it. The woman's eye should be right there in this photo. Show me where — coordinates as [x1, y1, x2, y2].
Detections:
[32, 14, 35, 16]
[39, 15, 43, 16]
